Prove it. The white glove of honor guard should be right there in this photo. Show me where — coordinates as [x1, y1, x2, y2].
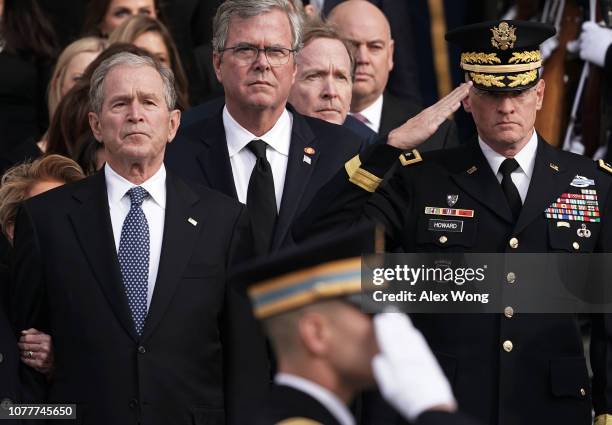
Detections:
[372, 313, 456, 422]
[579, 21, 612, 67]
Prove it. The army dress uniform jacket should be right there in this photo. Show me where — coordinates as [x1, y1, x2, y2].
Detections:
[294, 136, 612, 425]
[253, 384, 481, 425]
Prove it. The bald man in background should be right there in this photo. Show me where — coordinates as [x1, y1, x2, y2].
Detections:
[328, 0, 458, 151]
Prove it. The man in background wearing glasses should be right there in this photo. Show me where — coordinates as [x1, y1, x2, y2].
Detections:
[165, 0, 363, 256]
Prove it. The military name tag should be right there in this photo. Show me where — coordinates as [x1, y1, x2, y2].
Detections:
[424, 207, 474, 218]
[428, 219, 464, 232]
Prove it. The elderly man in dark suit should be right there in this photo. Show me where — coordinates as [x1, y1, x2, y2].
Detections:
[165, 0, 363, 255]
[11, 51, 268, 425]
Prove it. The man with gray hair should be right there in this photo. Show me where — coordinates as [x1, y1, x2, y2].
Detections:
[165, 0, 363, 256]
[11, 51, 269, 425]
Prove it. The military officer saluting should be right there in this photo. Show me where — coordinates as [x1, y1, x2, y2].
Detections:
[295, 20, 612, 425]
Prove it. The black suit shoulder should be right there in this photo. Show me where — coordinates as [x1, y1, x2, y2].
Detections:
[251, 384, 342, 425]
[299, 113, 364, 153]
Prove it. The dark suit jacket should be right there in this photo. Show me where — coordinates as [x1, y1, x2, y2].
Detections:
[0, 262, 20, 425]
[295, 136, 612, 425]
[165, 106, 363, 251]
[253, 384, 342, 425]
[10, 170, 269, 425]
[379, 92, 459, 151]
[253, 383, 480, 425]
[343, 114, 378, 146]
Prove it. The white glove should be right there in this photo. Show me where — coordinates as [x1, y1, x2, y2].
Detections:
[540, 37, 559, 61]
[372, 313, 456, 422]
[579, 21, 612, 67]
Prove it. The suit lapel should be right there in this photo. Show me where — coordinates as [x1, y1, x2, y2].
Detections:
[68, 172, 138, 342]
[196, 112, 238, 199]
[272, 111, 319, 249]
[450, 143, 514, 224]
[141, 173, 202, 341]
[514, 137, 570, 234]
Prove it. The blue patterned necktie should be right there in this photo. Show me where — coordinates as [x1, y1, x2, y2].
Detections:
[118, 186, 150, 335]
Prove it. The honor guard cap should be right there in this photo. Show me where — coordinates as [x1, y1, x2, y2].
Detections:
[231, 225, 383, 319]
[445, 20, 555, 91]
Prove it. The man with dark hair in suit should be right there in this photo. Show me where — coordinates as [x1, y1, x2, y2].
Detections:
[165, 0, 364, 255]
[327, 0, 458, 151]
[11, 50, 268, 425]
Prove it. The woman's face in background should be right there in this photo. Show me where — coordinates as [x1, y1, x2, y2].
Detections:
[99, 0, 156, 36]
[60, 51, 101, 96]
[133, 30, 169, 66]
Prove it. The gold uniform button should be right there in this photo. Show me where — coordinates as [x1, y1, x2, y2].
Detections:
[503, 340, 513, 352]
[580, 388, 586, 397]
[504, 306, 514, 318]
[439, 235, 448, 244]
[509, 237, 519, 249]
[573, 241, 580, 250]
[506, 272, 516, 284]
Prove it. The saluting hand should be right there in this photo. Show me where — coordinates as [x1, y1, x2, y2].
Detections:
[387, 82, 471, 151]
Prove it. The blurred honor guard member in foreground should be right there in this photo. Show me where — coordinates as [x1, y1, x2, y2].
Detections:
[11, 52, 267, 425]
[295, 20, 612, 425]
[236, 226, 479, 425]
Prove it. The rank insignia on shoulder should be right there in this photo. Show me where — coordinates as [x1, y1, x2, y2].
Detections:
[598, 159, 612, 175]
[399, 149, 422, 166]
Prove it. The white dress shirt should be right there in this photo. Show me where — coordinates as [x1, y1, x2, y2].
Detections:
[275, 373, 355, 425]
[479, 129, 538, 203]
[105, 163, 166, 308]
[223, 106, 292, 212]
[350, 93, 384, 133]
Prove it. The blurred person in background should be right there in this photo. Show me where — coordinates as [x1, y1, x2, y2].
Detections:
[0, 155, 85, 398]
[83, 0, 160, 37]
[0, 36, 107, 173]
[109, 15, 189, 110]
[0, 0, 57, 155]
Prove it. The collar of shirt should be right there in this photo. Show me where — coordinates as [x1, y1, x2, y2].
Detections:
[104, 163, 167, 209]
[275, 373, 355, 425]
[223, 105, 292, 158]
[479, 129, 538, 181]
[351, 93, 383, 133]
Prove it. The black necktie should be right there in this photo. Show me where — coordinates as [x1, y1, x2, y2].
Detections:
[247, 139, 277, 255]
[499, 158, 522, 220]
